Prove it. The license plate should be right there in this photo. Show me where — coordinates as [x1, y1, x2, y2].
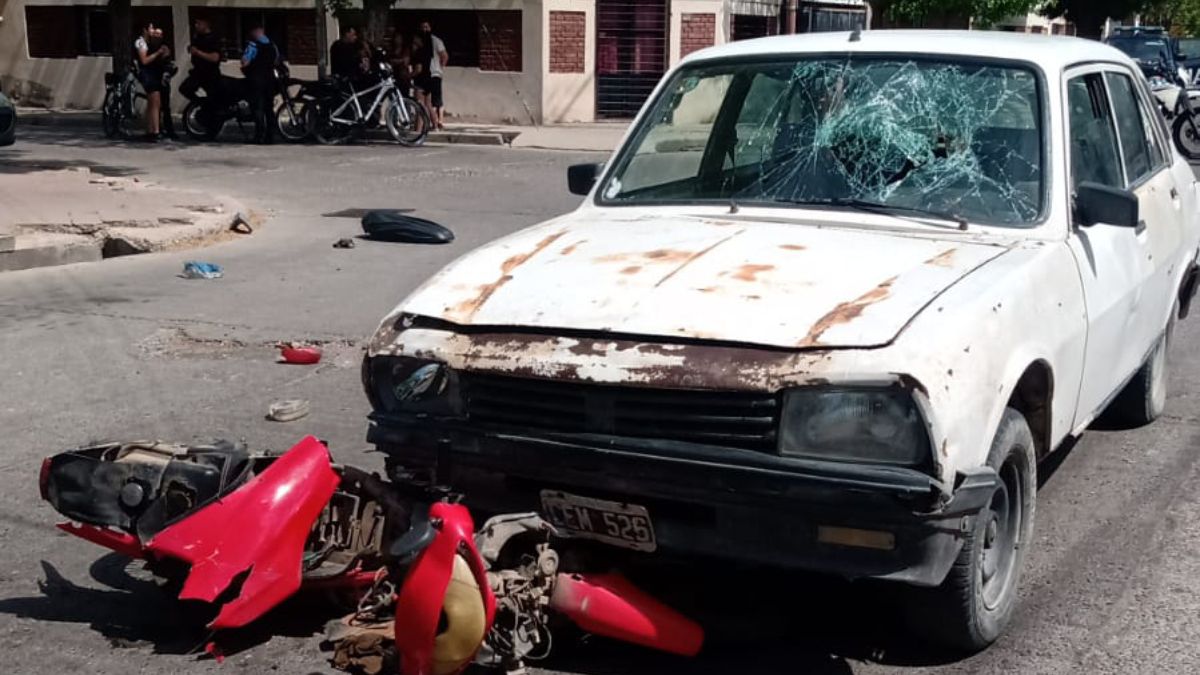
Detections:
[540, 490, 657, 552]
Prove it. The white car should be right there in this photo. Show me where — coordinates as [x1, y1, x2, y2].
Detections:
[364, 31, 1200, 649]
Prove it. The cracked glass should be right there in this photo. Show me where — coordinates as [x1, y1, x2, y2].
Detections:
[602, 56, 1045, 227]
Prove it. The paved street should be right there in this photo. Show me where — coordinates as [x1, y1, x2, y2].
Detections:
[2, 128, 1200, 674]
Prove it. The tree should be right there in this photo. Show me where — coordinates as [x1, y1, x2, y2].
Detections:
[1041, 0, 1154, 38]
[867, 0, 1041, 28]
[108, 0, 132, 76]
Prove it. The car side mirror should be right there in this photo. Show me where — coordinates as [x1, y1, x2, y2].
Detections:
[568, 163, 603, 196]
[1074, 181, 1139, 228]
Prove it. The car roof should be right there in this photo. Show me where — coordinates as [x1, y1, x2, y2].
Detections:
[684, 30, 1136, 74]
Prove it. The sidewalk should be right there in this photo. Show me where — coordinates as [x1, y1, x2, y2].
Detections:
[0, 166, 245, 272]
[17, 107, 627, 153]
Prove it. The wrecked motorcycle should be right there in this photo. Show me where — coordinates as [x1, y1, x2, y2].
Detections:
[39, 435, 702, 674]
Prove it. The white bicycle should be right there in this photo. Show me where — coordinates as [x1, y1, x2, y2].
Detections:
[312, 59, 430, 147]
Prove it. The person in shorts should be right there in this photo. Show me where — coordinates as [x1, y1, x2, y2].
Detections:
[134, 22, 172, 141]
[413, 21, 448, 130]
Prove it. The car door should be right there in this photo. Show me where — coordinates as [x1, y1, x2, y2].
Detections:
[1065, 65, 1179, 426]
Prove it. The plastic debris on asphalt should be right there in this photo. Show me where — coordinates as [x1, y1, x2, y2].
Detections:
[181, 261, 224, 279]
[361, 211, 454, 244]
[333, 238, 356, 249]
[267, 399, 311, 422]
[279, 344, 323, 365]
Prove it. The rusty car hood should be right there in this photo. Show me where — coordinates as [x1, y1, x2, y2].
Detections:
[398, 215, 1011, 349]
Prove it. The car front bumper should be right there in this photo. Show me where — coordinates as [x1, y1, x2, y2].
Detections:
[369, 417, 997, 587]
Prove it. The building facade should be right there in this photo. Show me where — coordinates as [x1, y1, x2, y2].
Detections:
[0, 0, 866, 123]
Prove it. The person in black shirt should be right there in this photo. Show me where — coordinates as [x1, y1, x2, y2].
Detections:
[330, 26, 367, 80]
[181, 17, 222, 104]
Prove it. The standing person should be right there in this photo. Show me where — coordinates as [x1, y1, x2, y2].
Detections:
[134, 22, 171, 142]
[181, 17, 222, 104]
[151, 26, 179, 140]
[240, 24, 280, 144]
[414, 21, 448, 130]
[329, 25, 366, 80]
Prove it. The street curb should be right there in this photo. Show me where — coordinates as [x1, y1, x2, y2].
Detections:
[20, 108, 520, 147]
[0, 195, 250, 274]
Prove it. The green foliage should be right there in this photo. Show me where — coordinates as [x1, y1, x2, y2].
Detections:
[887, 0, 1041, 26]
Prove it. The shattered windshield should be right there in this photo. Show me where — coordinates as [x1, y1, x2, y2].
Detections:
[601, 56, 1046, 227]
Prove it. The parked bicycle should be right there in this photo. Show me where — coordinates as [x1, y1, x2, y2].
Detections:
[311, 51, 429, 146]
[275, 72, 319, 142]
[101, 69, 147, 140]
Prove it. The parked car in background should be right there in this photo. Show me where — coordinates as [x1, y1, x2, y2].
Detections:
[364, 31, 1200, 651]
[0, 90, 15, 146]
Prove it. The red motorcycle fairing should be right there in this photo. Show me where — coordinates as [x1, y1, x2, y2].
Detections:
[550, 573, 704, 657]
[394, 501, 497, 675]
[143, 435, 340, 629]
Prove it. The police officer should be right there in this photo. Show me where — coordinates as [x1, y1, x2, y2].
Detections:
[240, 24, 279, 144]
[182, 17, 222, 104]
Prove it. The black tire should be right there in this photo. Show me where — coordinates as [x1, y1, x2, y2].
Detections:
[101, 90, 121, 139]
[1108, 306, 1175, 426]
[387, 95, 431, 147]
[1173, 112, 1200, 160]
[313, 98, 352, 145]
[275, 101, 312, 142]
[182, 100, 220, 142]
[906, 408, 1036, 652]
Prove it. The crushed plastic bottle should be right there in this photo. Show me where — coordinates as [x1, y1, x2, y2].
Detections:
[182, 261, 224, 279]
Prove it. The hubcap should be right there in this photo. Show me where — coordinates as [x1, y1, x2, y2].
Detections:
[981, 459, 1023, 611]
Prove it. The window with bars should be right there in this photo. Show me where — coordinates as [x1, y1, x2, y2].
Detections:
[25, 5, 173, 59]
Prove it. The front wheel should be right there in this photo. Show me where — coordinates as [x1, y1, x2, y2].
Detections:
[905, 408, 1036, 652]
[386, 95, 430, 147]
[1172, 112, 1200, 159]
[182, 100, 220, 141]
[101, 90, 121, 139]
[275, 101, 312, 142]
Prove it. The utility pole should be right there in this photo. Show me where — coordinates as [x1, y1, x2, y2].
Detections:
[316, 0, 328, 79]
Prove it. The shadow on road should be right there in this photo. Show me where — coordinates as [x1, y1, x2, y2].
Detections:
[0, 551, 979, 673]
[0, 144, 142, 177]
[0, 554, 341, 659]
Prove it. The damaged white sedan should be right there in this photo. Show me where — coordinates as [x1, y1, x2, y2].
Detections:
[365, 31, 1200, 650]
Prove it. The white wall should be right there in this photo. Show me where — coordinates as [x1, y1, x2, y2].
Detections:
[541, 0, 593, 124]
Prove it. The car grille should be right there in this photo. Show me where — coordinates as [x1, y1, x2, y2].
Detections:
[460, 372, 779, 452]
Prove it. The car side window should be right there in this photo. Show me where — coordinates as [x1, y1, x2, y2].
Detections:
[1067, 73, 1124, 190]
[1105, 71, 1162, 184]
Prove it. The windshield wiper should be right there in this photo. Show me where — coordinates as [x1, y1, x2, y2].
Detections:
[774, 197, 970, 231]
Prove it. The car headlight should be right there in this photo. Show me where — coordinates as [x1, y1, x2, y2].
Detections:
[364, 355, 458, 416]
[779, 388, 930, 466]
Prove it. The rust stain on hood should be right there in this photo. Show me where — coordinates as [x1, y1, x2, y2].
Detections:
[801, 276, 897, 347]
[925, 248, 959, 267]
[448, 231, 567, 322]
[730, 264, 775, 282]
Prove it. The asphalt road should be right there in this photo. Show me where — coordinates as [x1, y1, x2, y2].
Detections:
[2, 129, 1200, 674]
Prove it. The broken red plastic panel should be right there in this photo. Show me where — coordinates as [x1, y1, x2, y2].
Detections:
[145, 435, 340, 629]
[550, 572, 704, 657]
[394, 501, 497, 675]
[280, 345, 323, 364]
[56, 522, 145, 559]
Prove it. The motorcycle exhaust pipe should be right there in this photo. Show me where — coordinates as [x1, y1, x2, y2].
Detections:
[549, 572, 704, 657]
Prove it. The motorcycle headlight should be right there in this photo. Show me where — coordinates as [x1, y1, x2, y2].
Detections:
[779, 388, 930, 466]
[364, 355, 458, 417]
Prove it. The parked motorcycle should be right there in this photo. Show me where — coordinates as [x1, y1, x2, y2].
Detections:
[180, 75, 258, 142]
[39, 436, 703, 674]
[1147, 63, 1200, 160]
